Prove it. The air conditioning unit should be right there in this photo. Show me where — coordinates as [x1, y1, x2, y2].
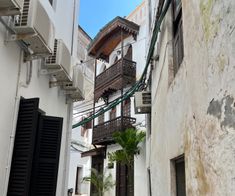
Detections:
[64, 66, 85, 102]
[134, 91, 151, 114]
[0, 0, 23, 16]
[12, 0, 55, 57]
[45, 39, 72, 82]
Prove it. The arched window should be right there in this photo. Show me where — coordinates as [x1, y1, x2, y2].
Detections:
[125, 44, 132, 60]
[111, 54, 118, 65]
[100, 63, 106, 74]
[123, 98, 131, 117]
[110, 107, 116, 120]
[114, 56, 118, 63]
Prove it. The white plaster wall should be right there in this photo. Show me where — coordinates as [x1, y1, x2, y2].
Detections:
[0, 0, 80, 195]
[0, 24, 22, 195]
[133, 23, 147, 80]
[149, 0, 235, 196]
[68, 150, 91, 196]
[134, 139, 147, 196]
[104, 144, 121, 196]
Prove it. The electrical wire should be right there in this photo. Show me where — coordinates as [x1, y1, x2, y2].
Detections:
[73, 88, 132, 117]
[73, 104, 105, 117]
[73, 101, 94, 112]
[72, 0, 172, 129]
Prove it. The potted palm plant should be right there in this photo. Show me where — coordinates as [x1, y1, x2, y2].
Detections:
[83, 168, 115, 196]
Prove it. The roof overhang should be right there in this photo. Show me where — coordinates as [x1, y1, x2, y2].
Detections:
[88, 17, 139, 62]
[81, 146, 106, 158]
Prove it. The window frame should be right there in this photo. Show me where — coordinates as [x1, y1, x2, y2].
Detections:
[171, 155, 186, 196]
[123, 98, 131, 117]
[172, 0, 184, 76]
[110, 107, 116, 120]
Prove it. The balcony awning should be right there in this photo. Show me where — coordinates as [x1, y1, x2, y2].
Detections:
[88, 16, 139, 62]
[81, 147, 106, 158]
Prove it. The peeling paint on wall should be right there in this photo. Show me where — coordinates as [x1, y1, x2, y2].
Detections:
[207, 98, 222, 119]
[221, 96, 235, 129]
[207, 95, 235, 129]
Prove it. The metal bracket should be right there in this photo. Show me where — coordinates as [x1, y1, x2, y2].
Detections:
[7, 32, 37, 42]
[49, 81, 71, 88]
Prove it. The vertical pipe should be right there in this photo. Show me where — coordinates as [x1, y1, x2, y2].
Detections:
[71, 0, 77, 55]
[92, 59, 97, 132]
[121, 29, 124, 131]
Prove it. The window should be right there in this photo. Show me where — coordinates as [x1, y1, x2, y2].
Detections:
[123, 98, 131, 117]
[81, 127, 88, 138]
[98, 113, 104, 124]
[82, 114, 92, 130]
[124, 44, 133, 60]
[110, 107, 116, 120]
[173, 0, 184, 76]
[75, 167, 82, 194]
[172, 155, 186, 196]
[114, 55, 118, 63]
[7, 98, 63, 196]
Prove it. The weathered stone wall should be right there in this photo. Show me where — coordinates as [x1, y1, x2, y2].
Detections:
[150, 0, 235, 195]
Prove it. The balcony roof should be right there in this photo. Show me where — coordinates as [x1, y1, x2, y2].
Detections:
[81, 147, 106, 158]
[88, 16, 139, 62]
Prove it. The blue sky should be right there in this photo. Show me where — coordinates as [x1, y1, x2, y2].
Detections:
[78, 0, 143, 39]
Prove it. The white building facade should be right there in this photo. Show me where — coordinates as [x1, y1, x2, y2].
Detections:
[68, 26, 95, 196]
[0, 0, 83, 196]
[80, 1, 148, 196]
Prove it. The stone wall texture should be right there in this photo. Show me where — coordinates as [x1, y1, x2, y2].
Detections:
[150, 0, 235, 195]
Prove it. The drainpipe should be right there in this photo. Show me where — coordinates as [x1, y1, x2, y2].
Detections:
[71, 0, 77, 55]
[3, 50, 23, 196]
[93, 59, 97, 129]
[120, 29, 124, 131]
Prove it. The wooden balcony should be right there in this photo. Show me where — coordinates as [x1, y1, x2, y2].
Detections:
[94, 58, 136, 102]
[92, 116, 136, 145]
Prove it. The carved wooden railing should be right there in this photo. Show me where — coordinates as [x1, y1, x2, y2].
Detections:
[94, 58, 136, 101]
[92, 116, 136, 145]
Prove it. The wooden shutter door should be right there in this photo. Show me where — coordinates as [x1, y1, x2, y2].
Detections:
[175, 157, 186, 196]
[90, 156, 104, 195]
[116, 162, 127, 196]
[30, 116, 63, 196]
[7, 98, 39, 196]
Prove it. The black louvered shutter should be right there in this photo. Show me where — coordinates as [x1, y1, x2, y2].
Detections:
[30, 116, 63, 196]
[7, 98, 39, 196]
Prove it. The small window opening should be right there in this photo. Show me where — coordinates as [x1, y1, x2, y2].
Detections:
[171, 155, 186, 196]
[172, 0, 184, 76]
